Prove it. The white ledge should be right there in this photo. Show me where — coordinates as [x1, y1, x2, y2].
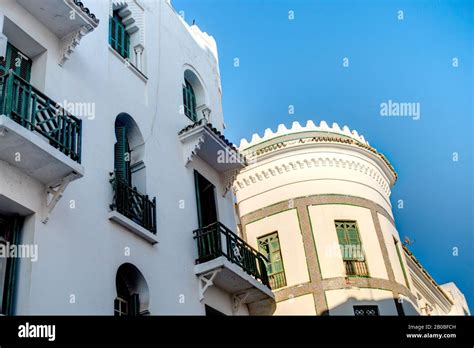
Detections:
[108, 46, 148, 83]
[195, 256, 274, 302]
[108, 211, 158, 245]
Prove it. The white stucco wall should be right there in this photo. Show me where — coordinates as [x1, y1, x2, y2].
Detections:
[236, 145, 394, 217]
[0, 0, 240, 315]
[325, 288, 398, 315]
[273, 294, 316, 315]
[440, 282, 471, 315]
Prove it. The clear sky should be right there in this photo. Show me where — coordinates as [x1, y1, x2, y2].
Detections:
[173, 0, 473, 310]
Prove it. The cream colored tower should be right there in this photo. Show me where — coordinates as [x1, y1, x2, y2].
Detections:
[234, 120, 419, 316]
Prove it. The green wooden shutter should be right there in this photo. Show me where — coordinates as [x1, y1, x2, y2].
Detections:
[3, 43, 32, 82]
[1, 216, 23, 315]
[258, 233, 286, 289]
[114, 126, 131, 185]
[109, 12, 130, 59]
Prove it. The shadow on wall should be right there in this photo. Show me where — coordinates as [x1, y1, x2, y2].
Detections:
[319, 296, 420, 316]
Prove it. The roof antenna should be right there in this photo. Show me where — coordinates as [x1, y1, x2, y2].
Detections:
[403, 235, 415, 246]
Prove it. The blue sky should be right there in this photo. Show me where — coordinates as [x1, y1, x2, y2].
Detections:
[173, 0, 474, 310]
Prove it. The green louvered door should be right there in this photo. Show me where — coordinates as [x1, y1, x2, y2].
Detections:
[258, 233, 286, 289]
[114, 126, 131, 185]
[1, 43, 32, 81]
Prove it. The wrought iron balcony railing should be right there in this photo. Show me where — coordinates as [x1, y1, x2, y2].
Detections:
[193, 222, 270, 288]
[344, 260, 369, 277]
[110, 177, 156, 234]
[0, 68, 82, 163]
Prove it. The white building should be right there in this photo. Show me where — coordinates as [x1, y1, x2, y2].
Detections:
[0, 0, 274, 316]
[234, 120, 470, 316]
[0, 0, 468, 318]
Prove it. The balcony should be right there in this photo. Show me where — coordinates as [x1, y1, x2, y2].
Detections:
[179, 119, 247, 196]
[0, 68, 84, 186]
[194, 222, 275, 315]
[344, 260, 369, 277]
[16, 0, 99, 65]
[109, 177, 158, 244]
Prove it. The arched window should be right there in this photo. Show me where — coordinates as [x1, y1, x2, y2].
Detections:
[113, 113, 145, 191]
[111, 114, 156, 234]
[114, 263, 149, 316]
[109, 9, 130, 59]
[183, 79, 197, 121]
[182, 68, 210, 122]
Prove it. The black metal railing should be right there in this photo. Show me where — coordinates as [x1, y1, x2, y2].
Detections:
[194, 222, 270, 288]
[110, 177, 156, 234]
[0, 68, 82, 163]
[344, 260, 369, 277]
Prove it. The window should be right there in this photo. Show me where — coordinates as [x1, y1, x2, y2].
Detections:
[335, 221, 369, 277]
[258, 232, 286, 289]
[353, 305, 379, 316]
[111, 114, 156, 234]
[114, 124, 131, 185]
[393, 237, 410, 289]
[115, 263, 149, 316]
[183, 79, 197, 121]
[113, 296, 129, 316]
[0, 216, 22, 315]
[109, 11, 130, 59]
[0, 42, 32, 81]
[194, 171, 217, 228]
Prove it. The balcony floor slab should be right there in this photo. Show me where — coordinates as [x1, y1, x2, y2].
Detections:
[195, 256, 274, 305]
[0, 115, 84, 186]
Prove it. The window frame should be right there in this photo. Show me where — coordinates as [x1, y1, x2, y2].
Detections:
[335, 220, 369, 277]
[109, 11, 130, 60]
[257, 231, 287, 290]
[183, 79, 198, 122]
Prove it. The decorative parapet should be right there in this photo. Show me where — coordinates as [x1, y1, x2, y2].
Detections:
[239, 120, 398, 184]
[234, 155, 392, 196]
[240, 120, 369, 149]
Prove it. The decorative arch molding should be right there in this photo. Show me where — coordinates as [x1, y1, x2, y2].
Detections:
[234, 156, 391, 196]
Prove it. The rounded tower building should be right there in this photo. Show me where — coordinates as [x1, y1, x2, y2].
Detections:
[234, 120, 419, 315]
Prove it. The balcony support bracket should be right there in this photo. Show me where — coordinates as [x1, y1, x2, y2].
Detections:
[222, 169, 240, 197]
[232, 291, 249, 314]
[43, 173, 77, 224]
[198, 269, 221, 301]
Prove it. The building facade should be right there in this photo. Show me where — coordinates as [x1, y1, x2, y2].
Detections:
[234, 120, 470, 316]
[0, 0, 274, 316]
[0, 0, 468, 317]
